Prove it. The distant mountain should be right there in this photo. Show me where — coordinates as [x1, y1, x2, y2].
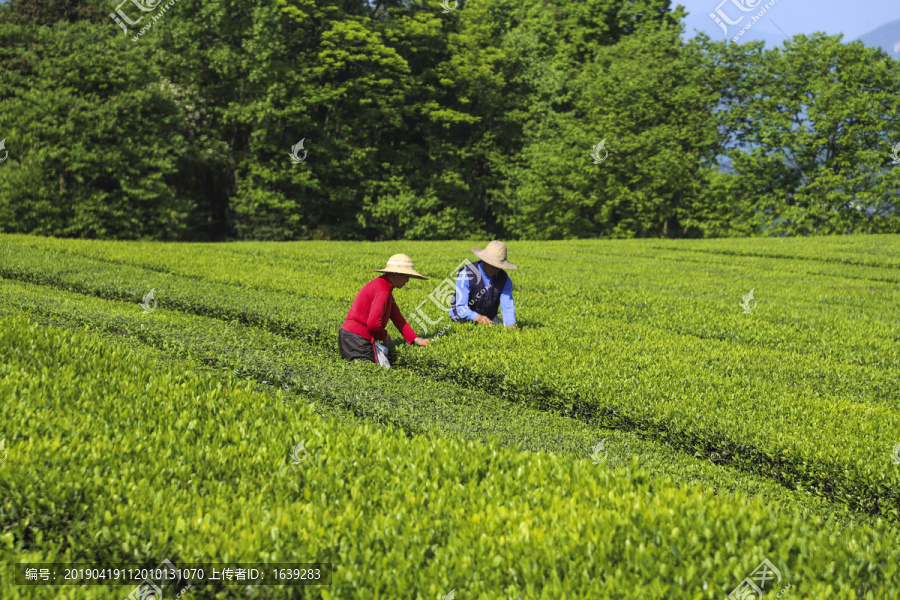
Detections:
[858, 18, 900, 59]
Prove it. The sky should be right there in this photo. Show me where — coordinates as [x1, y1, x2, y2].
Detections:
[676, 0, 900, 43]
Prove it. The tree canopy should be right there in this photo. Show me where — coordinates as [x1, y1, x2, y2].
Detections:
[0, 0, 897, 240]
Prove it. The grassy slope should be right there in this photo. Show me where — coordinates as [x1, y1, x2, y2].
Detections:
[0, 300, 898, 599]
[1, 234, 898, 518]
[0, 276, 885, 533]
[1, 234, 899, 598]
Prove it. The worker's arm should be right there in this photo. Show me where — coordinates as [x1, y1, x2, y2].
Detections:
[366, 290, 391, 341]
[388, 297, 419, 344]
[500, 277, 516, 327]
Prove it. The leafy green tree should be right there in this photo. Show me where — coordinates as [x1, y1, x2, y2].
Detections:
[711, 34, 900, 235]
[153, 0, 400, 239]
[4, 0, 895, 241]
[152, 0, 496, 240]
[0, 0, 105, 26]
[0, 20, 227, 239]
[491, 4, 723, 239]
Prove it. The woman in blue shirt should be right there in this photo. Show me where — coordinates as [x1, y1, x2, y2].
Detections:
[450, 241, 517, 328]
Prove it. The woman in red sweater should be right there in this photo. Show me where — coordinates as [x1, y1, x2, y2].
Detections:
[339, 253, 432, 363]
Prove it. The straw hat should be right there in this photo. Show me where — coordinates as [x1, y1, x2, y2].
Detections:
[472, 241, 517, 270]
[373, 253, 428, 280]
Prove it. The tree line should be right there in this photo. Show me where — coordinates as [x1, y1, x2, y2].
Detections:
[0, 0, 898, 241]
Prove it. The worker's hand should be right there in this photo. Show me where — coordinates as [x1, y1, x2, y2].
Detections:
[414, 337, 431, 347]
[474, 314, 493, 325]
[382, 334, 392, 346]
[508, 323, 517, 328]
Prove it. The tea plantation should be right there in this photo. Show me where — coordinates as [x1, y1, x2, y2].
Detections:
[1, 233, 899, 599]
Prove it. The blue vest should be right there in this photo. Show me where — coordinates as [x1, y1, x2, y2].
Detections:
[451, 261, 508, 321]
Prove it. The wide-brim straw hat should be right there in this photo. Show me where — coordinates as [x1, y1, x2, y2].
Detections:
[373, 253, 428, 280]
[472, 240, 517, 270]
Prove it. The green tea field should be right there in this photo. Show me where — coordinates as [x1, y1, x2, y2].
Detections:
[2, 233, 900, 599]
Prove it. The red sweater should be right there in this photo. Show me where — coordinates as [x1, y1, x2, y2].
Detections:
[341, 276, 418, 344]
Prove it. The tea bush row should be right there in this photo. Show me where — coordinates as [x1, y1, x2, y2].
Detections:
[1, 313, 899, 599]
[1, 276, 888, 539]
[1, 235, 899, 521]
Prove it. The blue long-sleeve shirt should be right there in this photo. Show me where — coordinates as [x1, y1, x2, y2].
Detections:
[450, 262, 516, 326]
